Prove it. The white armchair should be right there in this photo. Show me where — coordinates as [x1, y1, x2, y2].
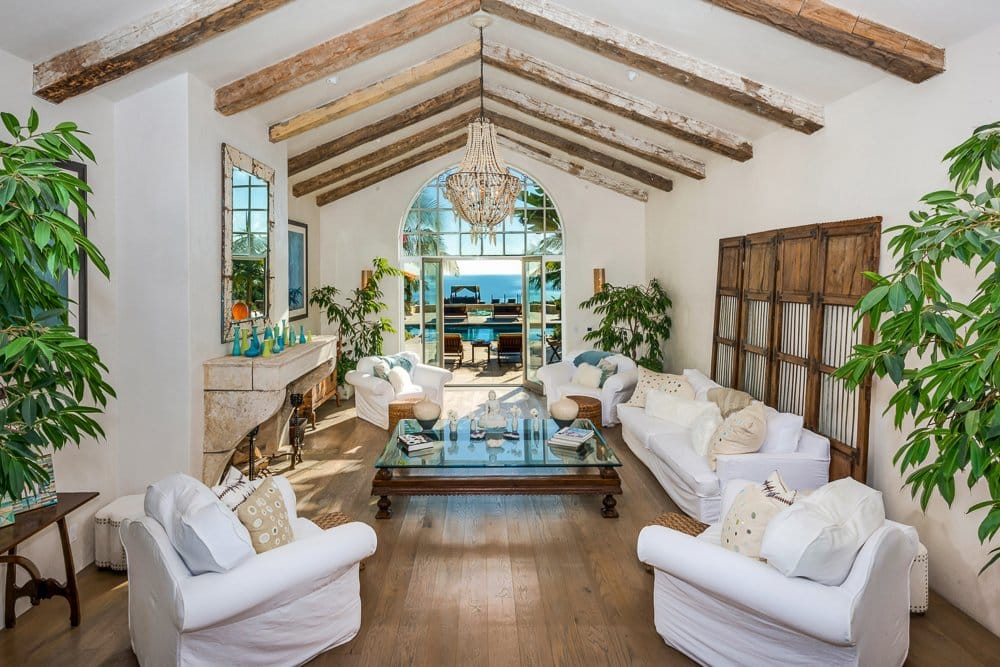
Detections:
[346, 351, 453, 429]
[121, 477, 377, 666]
[637, 483, 919, 667]
[536, 350, 638, 426]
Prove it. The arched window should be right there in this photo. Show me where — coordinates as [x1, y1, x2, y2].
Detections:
[402, 167, 563, 257]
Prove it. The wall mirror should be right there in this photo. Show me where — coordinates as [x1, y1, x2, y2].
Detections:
[222, 143, 275, 342]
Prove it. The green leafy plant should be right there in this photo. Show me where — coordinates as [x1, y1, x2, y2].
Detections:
[579, 279, 672, 371]
[836, 121, 1000, 572]
[309, 257, 403, 385]
[0, 110, 113, 502]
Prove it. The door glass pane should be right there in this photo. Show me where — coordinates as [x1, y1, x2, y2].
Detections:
[523, 256, 545, 387]
[421, 258, 442, 367]
[544, 260, 562, 363]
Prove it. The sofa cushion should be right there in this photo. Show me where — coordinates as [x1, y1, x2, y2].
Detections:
[625, 367, 694, 408]
[236, 477, 294, 554]
[683, 368, 723, 401]
[761, 477, 886, 585]
[708, 403, 767, 470]
[573, 350, 613, 367]
[145, 473, 255, 575]
[690, 409, 724, 458]
[760, 406, 804, 454]
[558, 383, 601, 401]
[597, 358, 618, 386]
[721, 471, 798, 560]
[618, 405, 689, 448]
[648, 433, 720, 497]
[707, 387, 753, 418]
[645, 391, 719, 429]
[387, 366, 416, 394]
[572, 362, 604, 389]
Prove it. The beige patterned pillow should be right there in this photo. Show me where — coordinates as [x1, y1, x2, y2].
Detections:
[707, 387, 754, 418]
[721, 470, 797, 560]
[624, 367, 694, 408]
[708, 402, 767, 469]
[236, 478, 294, 554]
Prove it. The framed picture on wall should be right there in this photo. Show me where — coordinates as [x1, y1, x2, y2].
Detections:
[288, 220, 308, 321]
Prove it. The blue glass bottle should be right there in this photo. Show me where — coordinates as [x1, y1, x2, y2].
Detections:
[245, 325, 262, 357]
[299, 325, 307, 344]
[272, 323, 284, 354]
[231, 325, 242, 356]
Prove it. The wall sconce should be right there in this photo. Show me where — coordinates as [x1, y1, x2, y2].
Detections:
[361, 269, 373, 289]
[593, 268, 606, 294]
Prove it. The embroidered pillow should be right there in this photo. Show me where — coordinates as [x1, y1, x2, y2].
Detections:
[572, 362, 604, 389]
[721, 470, 797, 560]
[708, 402, 767, 469]
[707, 387, 754, 418]
[211, 466, 262, 511]
[236, 477, 294, 554]
[624, 367, 695, 408]
[596, 358, 618, 387]
[573, 350, 613, 367]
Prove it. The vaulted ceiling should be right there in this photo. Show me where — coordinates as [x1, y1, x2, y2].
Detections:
[3, 0, 998, 206]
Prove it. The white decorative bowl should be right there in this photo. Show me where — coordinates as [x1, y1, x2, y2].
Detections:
[413, 399, 441, 430]
[550, 398, 579, 427]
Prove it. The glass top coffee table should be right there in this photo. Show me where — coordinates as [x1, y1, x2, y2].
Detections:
[372, 418, 622, 519]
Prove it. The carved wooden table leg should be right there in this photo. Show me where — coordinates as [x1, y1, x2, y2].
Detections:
[374, 469, 393, 519]
[602, 494, 619, 518]
[4, 546, 17, 628]
[57, 517, 81, 626]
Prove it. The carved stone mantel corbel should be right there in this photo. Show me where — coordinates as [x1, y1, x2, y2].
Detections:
[202, 336, 337, 484]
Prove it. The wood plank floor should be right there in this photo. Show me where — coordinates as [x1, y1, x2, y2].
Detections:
[0, 388, 997, 666]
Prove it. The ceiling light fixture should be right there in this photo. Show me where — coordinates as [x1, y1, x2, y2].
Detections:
[443, 13, 520, 244]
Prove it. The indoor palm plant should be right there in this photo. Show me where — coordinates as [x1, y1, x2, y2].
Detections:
[836, 121, 1000, 571]
[310, 257, 403, 397]
[579, 279, 672, 371]
[0, 110, 113, 508]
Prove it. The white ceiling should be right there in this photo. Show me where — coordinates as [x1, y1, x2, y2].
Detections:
[2, 0, 998, 199]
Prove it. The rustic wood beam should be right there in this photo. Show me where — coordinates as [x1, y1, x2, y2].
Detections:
[33, 0, 293, 103]
[480, 0, 824, 133]
[706, 0, 944, 82]
[482, 42, 752, 161]
[497, 135, 648, 202]
[489, 113, 672, 192]
[215, 0, 480, 115]
[269, 41, 480, 143]
[316, 135, 467, 206]
[485, 83, 704, 179]
[289, 80, 480, 175]
[293, 110, 477, 197]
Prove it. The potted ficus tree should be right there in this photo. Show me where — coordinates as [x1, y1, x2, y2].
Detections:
[0, 110, 113, 521]
[309, 257, 403, 399]
[579, 278, 673, 371]
[836, 121, 1000, 572]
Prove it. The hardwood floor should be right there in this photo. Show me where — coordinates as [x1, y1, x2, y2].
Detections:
[0, 387, 997, 666]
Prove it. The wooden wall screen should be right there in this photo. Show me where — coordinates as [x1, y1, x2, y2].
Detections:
[710, 218, 881, 482]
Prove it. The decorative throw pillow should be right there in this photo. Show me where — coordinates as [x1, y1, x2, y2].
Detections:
[683, 368, 722, 401]
[624, 367, 695, 408]
[596, 358, 618, 387]
[573, 350, 613, 367]
[211, 466, 262, 511]
[759, 406, 804, 454]
[707, 387, 754, 418]
[572, 362, 604, 389]
[372, 360, 391, 381]
[236, 477, 294, 554]
[644, 391, 719, 428]
[689, 408, 724, 458]
[387, 366, 413, 393]
[721, 470, 797, 560]
[707, 402, 767, 470]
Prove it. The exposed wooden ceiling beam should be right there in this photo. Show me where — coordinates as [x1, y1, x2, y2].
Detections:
[485, 83, 704, 179]
[33, 0, 293, 103]
[482, 42, 752, 161]
[707, 0, 944, 82]
[480, 0, 824, 133]
[289, 80, 480, 175]
[316, 135, 466, 206]
[489, 113, 672, 192]
[293, 110, 477, 197]
[215, 0, 480, 115]
[497, 135, 648, 202]
[269, 40, 480, 143]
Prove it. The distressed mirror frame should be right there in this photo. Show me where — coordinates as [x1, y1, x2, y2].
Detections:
[221, 143, 275, 342]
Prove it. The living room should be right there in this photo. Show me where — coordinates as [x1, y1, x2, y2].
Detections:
[1, 1, 999, 665]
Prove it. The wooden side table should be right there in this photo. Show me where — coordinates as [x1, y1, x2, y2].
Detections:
[566, 395, 603, 428]
[0, 492, 99, 628]
[387, 396, 423, 433]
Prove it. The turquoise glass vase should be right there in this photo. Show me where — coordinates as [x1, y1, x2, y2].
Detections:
[246, 325, 262, 357]
[231, 326, 242, 357]
[299, 325, 307, 344]
[273, 324, 284, 354]
[264, 323, 274, 341]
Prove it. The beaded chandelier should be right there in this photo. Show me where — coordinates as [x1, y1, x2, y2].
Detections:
[444, 19, 520, 243]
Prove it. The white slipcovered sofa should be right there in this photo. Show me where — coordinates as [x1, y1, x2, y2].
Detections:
[346, 351, 452, 429]
[121, 475, 377, 666]
[637, 480, 919, 666]
[536, 350, 638, 426]
[618, 369, 830, 523]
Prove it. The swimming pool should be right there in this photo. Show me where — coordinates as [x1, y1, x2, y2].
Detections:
[405, 323, 557, 342]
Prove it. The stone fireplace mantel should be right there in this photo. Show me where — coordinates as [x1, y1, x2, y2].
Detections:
[202, 335, 337, 484]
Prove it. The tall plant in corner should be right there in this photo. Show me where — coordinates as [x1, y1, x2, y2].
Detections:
[309, 257, 403, 386]
[0, 110, 113, 503]
[579, 279, 672, 371]
[836, 121, 1000, 571]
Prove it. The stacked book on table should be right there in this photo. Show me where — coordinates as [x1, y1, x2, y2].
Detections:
[547, 426, 594, 454]
[398, 432, 438, 454]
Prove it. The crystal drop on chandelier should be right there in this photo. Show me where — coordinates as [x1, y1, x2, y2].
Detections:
[444, 118, 521, 244]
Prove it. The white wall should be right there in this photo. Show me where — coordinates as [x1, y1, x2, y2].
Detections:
[0, 47, 119, 615]
[645, 23, 1000, 634]
[288, 189, 322, 334]
[317, 150, 647, 353]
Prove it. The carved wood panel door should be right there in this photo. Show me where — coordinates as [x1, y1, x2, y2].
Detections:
[737, 231, 778, 401]
[711, 237, 744, 388]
